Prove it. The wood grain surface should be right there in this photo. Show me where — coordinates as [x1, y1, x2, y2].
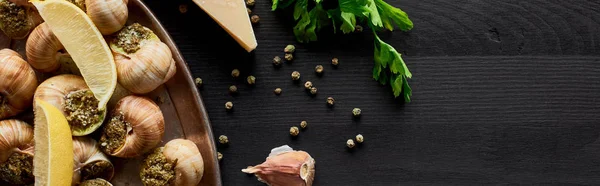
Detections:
[143, 0, 600, 185]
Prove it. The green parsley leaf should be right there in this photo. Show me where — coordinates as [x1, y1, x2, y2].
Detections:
[374, 0, 413, 31]
[340, 12, 356, 33]
[373, 33, 412, 101]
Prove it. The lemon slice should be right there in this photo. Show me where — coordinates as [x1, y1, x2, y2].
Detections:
[31, 0, 117, 110]
[33, 99, 74, 186]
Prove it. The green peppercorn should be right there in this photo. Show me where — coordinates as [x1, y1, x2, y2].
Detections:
[217, 152, 223, 161]
[225, 101, 233, 110]
[291, 71, 300, 81]
[346, 139, 355, 148]
[300, 121, 307, 129]
[326, 97, 334, 107]
[310, 87, 317, 95]
[331, 57, 339, 67]
[284, 53, 294, 61]
[231, 69, 240, 78]
[356, 134, 364, 143]
[229, 85, 238, 94]
[352, 108, 361, 117]
[290, 126, 299, 136]
[315, 65, 324, 74]
[273, 56, 282, 66]
[274, 88, 282, 95]
[304, 81, 313, 89]
[195, 77, 203, 87]
[284, 44, 296, 53]
[250, 15, 260, 24]
[247, 75, 256, 85]
[219, 135, 229, 144]
[247, 8, 252, 15]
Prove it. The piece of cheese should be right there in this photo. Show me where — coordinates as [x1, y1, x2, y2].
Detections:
[192, 0, 258, 52]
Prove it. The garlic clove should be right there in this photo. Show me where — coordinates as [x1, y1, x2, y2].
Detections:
[99, 95, 165, 158]
[33, 74, 107, 136]
[0, 48, 38, 120]
[25, 22, 65, 72]
[85, 0, 128, 35]
[0, 119, 34, 185]
[242, 145, 315, 186]
[72, 137, 114, 185]
[109, 23, 176, 94]
[162, 139, 204, 186]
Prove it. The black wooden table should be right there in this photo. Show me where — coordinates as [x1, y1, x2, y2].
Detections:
[144, 0, 600, 185]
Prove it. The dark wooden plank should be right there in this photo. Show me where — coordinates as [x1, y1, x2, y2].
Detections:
[142, 0, 600, 185]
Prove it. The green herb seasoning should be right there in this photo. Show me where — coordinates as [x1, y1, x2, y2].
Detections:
[0, 0, 29, 38]
[99, 113, 129, 154]
[140, 148, 176, 186]
[64, 90, 103, 133]
[0, 152, 33, 185]
[80, 161, 113, 181]
[80, 179, 112, 186]
[114, 23, 152, 54]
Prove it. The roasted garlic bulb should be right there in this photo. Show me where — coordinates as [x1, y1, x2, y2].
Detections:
[66, 0, 128, 35]
[109, 23, 176, 94]
[0, 48, 37, 120]
[72, 137, 114, 186]
[26, 22, 65, 72]
[0, 0, 40, 39]
[140, 139, 204, 186]
[0, 119, 34, 185]
[33, 74, 107, 136]
[242, 145, 315, 186]
[99, 95, 165, 158]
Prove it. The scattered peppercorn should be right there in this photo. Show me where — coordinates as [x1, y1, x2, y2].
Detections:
[246, 0, 255, 7]
[356, 134, 364, 143]
[273, 56, 282, 67]
[250, 15, 260, 24]
[326, 97, 335, 107]
[304, 81, 313, 89]
[217, 152, 223, 161]
[274, 88, 282, 95]
[284, 44, 296, 53]
[284, 53, 294, 61]
[291, 71, 300, 81]
[346, 139, 355, 148]
[300, 121, 307, 129]
[315, 65, 324, 75]
[247, 8, 252, 15]
[355, 25, 363, 32]
[155, 96, 164, 104]
[310, 87, 317, 95]
[225, 101, 233, 111]
[331, 57, 339, 67]
[219, 135, 229, 144]
[352, 108, 361, 117]
[231, 69, 240, 78]
[290, 126, 299, 136]
[247, 75, 256, 85]
[179, 4, 188, 13]
[229, 85, 238, 94]
[195, 77, 203, 87]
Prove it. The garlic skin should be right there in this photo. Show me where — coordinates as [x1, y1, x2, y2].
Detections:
[33, 74, 107, 136]
[0, 48, 37, 120]
[99, 95, 165, 158]
[109, 23, 176, 94]
[0, 119, 34, 185]
[163, 139, 204, 186]
[242, 145, 315, 186]
[72, 137, 114, 186]
[85, 0, 128, 35]
[25, 22, 65, 72]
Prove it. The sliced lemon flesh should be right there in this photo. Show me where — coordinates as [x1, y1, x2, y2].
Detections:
[31, 0, 117, 110]
[33, 99, 74, 186]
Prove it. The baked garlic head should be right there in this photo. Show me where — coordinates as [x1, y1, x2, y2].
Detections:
[109, 23, 176, 94]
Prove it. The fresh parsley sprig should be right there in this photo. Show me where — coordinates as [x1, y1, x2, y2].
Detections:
[272, 0, 414, 102]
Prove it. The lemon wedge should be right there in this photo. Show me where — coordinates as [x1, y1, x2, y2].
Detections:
[33, 99, 74, 186]
[31, 0, 117, 110]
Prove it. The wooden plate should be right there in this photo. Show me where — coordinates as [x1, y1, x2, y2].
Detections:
[0, 0, 222, 185]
